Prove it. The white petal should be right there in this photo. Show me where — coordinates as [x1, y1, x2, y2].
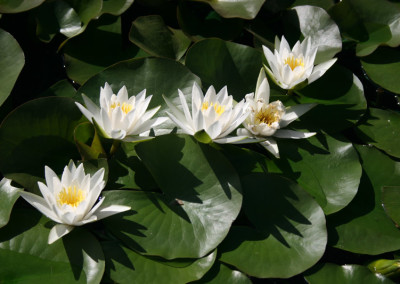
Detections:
[214, 135, 263, 144]
[260, 139, 280, 158]
[256, 77, 270, 103]
[178, 90, 192, 123]
[117, 86, 129, 102]
[280, 103, 316, 127]
[163, 95, 188, 124]
[262, 46, 280, 79]
[207, 121, 222, 140]
[237, 128, 252, 136]
[48, 224, 74, 244]
[19, 191, 61, 222]
[81, 94, 100, 116]
[75, 102, 94, 123]
[279, 36, 291, 54]
[44, 166, 58, 193]
[308, 58, 337, 84]
[166, 111, 194, 135]
[274, 129, 316, 139]
[92, 205, 131, 220]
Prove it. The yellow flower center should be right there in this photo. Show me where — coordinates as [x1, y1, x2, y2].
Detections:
[110, 102, 133, 114]
[255, 104, 282, 126]
[201, 101, 225, 116]
[284, 56, 304, 71]
[58, 186, 85, 207]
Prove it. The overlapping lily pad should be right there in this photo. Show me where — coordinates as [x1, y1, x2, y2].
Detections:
[0, 178, 20, 228]
[266, 134, 362, 214]
[305, 263, 395, 284]
[185, 38, 263, 101]
[356, 107, 400, 158]
[191, 262, 252, 284]
[0, 28, 24, 107]
[327, 145, 400, 255]
[0, 97, 83, 192]
[103, 242, 216, 283]
[220, 174, 327, 278]
[103, 135, 242, 259]
[192, 0, 265, 19]
[0, 0, 44, 13]
[0, 209, 105, 283]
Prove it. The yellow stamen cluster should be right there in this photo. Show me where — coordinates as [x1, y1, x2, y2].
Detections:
[255, 104, 282, 126]
[284, 56, 304, 71]
[110, 102, 133, 114]
[201, 101, 225, 116]
[58, 186, 85, 207]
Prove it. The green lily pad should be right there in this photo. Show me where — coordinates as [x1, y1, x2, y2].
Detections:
[0, 97, 83, 193]
[177, 2, 244, 41]
[0, 28, 24, 107]
[220, 174, 327, 278]
[305, 263, 395, 284]
[266, 134, 362, 215]
[0, 0, 44, 13]
[356, 108, 400, 159]
[190, 0, 265, 19]
[40, 79, 77, 98]
[292, 5, 341, 64]
[361, 47, 400, 95]
[185, 38, 263, 101]
[34, 0, 102, 42]
[0, 209, 105, 284]
[103, 241, 216, 283]
[129, 15, 191, 60]
[74, 122, 107, 160]
[191, 262, 252, 283]
[292, 64, 367, 133]
[103, 134, 242, 259]
[327, 145, 400, 255]
[382, 186, 400, 226]
[100, 0, 134, 15]
[63, 14, 146, 85]
[0, 178, 21, 228]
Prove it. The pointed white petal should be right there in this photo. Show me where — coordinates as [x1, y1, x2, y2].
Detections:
[93, 205, 131, 220]
[178, 90, 192, 123]
[163, 95, 188, 123]
[75, 102, 95, 123]
[279, 36, 291, 54]
[260, 138, 280, 158]
[207, 121, 222, 139]
[81, 94, 100, 116]
[19, 191, 61, 222]
[274, 129, 316, 139]
[166, 111, 194, 135]
[237, 128, 252, 136]
[44, 166, 59, 193]
[280, 103, 316, 127]
[308, 58, 337, 84]
[117, 86, 129, 101]
[48, 224, 74, 244]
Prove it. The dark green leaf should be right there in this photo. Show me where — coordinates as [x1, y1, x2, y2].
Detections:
[381, 186, 400, 226]
[0, 97, 83, 193]
[0, 209, 105, 283]
[292, 64, 367, 133]
[100, 0, 134, 15]
[190, 0, 265, 19]
[0, 28, 24, 107]
[40, 79, 77, 98]
[361, 47, 400, 95]
[191, 262, 251, 284]
[63, 15, 147, 85]
[129, 15, 191, 60]
[104, 134, 243, 259]
[185, 38, 263, 101]
[220, 174, 327, 278]
[305, 263, 395, 284]
[103, 241, 216, 283]
[0, 0, 44, 13]
[356, 108, 400, 158]
[266, 134, 362, 214]
[327, 145, 400, 254]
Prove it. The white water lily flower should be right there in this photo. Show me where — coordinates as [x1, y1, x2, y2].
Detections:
[262, 35, 337, 90]
[75, 83, 168, 142]
[238, 69, 317, 158]
[163, 83, 253, 144]
[19, 161, 130, 244]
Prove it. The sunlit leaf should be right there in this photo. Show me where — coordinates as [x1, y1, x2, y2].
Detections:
[100, 0, 134, 15]
[191, 261, 252, 284]
[220, 174, 327, 278]
[0, 28, 24, 107]
[0, 178, 20, 228]
[327, 145, 400, 254]
[0, 0, 44, 13]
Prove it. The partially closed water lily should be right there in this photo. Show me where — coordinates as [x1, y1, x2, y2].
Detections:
[19, 161, 130, 244]
[263, 35, 337, 90]
[163, 83, 252, 144]
[238, 69, 316, 158]
[76, 83, 168, 142]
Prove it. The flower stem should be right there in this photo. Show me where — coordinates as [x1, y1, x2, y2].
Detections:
[109, 140, 121, 157]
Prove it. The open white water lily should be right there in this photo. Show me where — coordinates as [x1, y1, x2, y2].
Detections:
[163, 82, 253, 144]
[238, 69, 317, 158]
[262, 35, 337, 90]
[19, 161, 130, 244]
[75, 83, 168, 142]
